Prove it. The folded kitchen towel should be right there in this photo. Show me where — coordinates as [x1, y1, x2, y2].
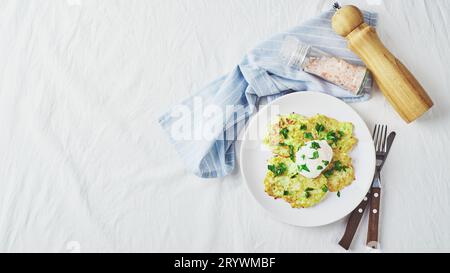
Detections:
[159, 9, 377, 178]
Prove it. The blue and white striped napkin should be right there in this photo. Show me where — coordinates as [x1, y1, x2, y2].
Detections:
[159, 10, 377, 178]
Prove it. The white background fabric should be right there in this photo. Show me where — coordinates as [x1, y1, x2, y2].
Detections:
[0, 0, 449, 252]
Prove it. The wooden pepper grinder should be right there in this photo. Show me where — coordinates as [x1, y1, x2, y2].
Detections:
[331, 4, 433, 123]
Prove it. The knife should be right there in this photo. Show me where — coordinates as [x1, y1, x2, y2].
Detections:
[338, 131, 396, 250]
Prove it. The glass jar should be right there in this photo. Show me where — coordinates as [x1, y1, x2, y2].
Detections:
[280, 36, 370, 95]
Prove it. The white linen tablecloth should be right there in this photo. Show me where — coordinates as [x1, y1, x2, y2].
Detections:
[0, 0, 449, 252]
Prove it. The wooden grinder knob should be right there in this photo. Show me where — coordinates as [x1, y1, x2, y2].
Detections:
[332, 5, 433, 123]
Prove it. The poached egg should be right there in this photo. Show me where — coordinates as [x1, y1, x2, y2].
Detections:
[296, 140, 333, 179]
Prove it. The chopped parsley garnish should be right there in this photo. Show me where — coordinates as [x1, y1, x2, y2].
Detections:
[305, 188, 314, 192]
[303, 191, 311, 198]
[310, 151, 319, 160]
[311, 141, 321, 150]
[284, 190, 289, 196]
[278, 142, 287, 146]
[322, 184, 328, 193]
[326, 131, 338, 143]
[317, 165, 323, 170]
[333, 160, 348, 172]
[304, 132, 313, 139]
[291, 174, 298, 179]
[337, 191, 341, 198]
[322, 160, 329, 166]
[338, 130, 345, 137]
[324, 169, 334, 178]
[268, 163, 287, 177]
[298, 164, 310, 172]
[300, 124, 307, 130]
[301, 154, 306, 160]
[280, 128, 289, 139]
[321, 161, 349, 178]
[268, 165, 277, 174]
[315, 123, 325, 133]
[288, 145, 296, 162]
[333, 160, 343, 171]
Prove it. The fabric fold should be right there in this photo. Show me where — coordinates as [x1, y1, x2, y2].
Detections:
[158, 10, 378, 178]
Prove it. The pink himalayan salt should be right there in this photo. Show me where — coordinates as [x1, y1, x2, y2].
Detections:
[303, 56, 367, 94]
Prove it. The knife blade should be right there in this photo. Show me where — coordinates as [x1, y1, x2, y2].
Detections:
[371, 132, 396, 188]
[379, 132, 396, 173]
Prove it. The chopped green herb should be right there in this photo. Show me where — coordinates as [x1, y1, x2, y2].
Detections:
[268, 163, 287, 177]
[288, 145, 296, 162]
[322, 160, 329, 166]
[324, 169, 334, 178]
[299, 164, 310, 172]
[290, 174, 298, 179]
[300, 124, 307, 130]
[317, 165, 323, 170]
[315, 123, 325, 133]
[337, 191, 341, 198]
[303, 191, 311, 198]
[333, 160, 348, 172]
[278, 163, 286, 174]
[322, 184, 328, 193]
[304, 132, 313, 139]
[311, 141, 321, 150]
[309, 150, 319, 160]
[326, 131, 338, 143]
[338, 130, 345, 137]
[301, 154, 306, 160]
[333, 161, 343, 171]
[268, 165, 277, 175]
[305, 187, 314, 192]
[280, 128, 289, 139]
[278, 142, 287, 146]
[284, 190, 289, 196]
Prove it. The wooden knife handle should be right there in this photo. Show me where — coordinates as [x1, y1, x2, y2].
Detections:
[367, 187, 381, 249]
[338, 192, 371, 250]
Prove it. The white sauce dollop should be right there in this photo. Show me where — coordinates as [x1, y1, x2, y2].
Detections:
[296, 140, 333, 179]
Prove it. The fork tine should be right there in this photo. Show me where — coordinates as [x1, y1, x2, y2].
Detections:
[375, 125, 381, 151]
[372, 124, 379, 150]
[382, 125, 388, 152]
[377, 125, 383, 152]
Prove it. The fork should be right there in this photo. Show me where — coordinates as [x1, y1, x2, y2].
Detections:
[339, 124, 391, 250]
[367, 124, 388, 249]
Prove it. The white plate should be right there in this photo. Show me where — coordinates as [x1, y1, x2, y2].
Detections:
[240, 91, 375, 227]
